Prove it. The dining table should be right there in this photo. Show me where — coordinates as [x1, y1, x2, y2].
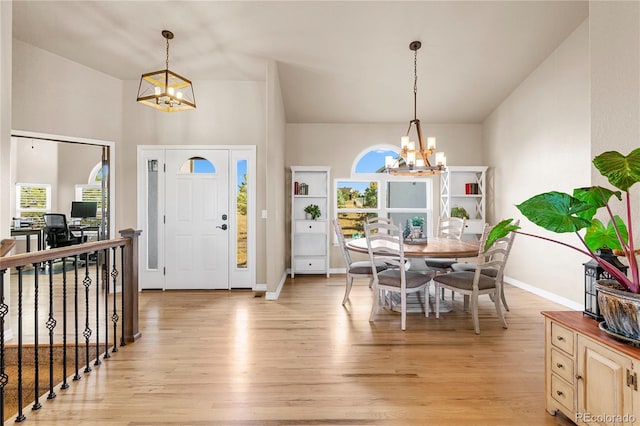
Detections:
[345, 236, 480, 260]
[346, 236, 481, 313]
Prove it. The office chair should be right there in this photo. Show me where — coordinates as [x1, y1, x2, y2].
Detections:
[43, 213, 86, 248]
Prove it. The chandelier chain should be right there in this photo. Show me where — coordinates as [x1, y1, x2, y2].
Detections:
[165, 37, 170, 70]
[413, 48, 418, 120]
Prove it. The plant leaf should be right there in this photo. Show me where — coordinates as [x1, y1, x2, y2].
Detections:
[572, 186, 622, 220]
[516, 192, 593, 233]
[593, 149, 640, 192]
[584, 216, 628, 251]
[484, 219, 520, 252]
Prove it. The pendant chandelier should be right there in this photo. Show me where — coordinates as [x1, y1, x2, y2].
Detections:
[386, 41, 446, 176]
[136, 30, 196, 112]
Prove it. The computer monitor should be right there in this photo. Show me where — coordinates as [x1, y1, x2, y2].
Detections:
[71, 201, 97, 219]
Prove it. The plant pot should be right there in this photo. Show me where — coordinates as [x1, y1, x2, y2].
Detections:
[305, 213, 312, 220]
[596, 279, 640, 340]
[410, 226, 422, 239]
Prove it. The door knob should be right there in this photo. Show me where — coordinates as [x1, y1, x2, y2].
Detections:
[216, 224, 228, 230]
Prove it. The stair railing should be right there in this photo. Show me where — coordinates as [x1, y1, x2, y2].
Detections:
[0, 228, 141, 422]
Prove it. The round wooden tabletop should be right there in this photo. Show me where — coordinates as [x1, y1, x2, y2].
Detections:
[346, 236, 480, 259]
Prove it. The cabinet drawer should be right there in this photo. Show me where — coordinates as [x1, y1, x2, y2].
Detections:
[550, 374, 574, 414]
[294, 257, 326, 272]
[295, 220, 327, 234]
[551, 322, 574, 355]
[551, 348, 574, 384]
[464, 220, 484, 234]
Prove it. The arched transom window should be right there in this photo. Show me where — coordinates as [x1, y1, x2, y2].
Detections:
[335, 145, 434, 239]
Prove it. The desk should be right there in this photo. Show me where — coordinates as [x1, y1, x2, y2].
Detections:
[346, 236, 479, 259]
[69, 225, 100, 241]
[10, 228, 43, 252]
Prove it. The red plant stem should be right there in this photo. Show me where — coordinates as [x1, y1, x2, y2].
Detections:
[576, 231, 636, 292]
[515, 230, 637, 293]
[604, 198, 630, 254]
[625, 191, 639, 290]
[515, 231, 592, 256]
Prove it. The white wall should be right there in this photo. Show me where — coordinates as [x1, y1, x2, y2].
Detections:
[12, 40, 122, 143]
[484, 20, 590, 303]
[0, 1, 12, 243]
[121, 78, 269, 285]
[265, 61, 287, 293]
[285, 122, 483, 269]
[590, 1, 640, 240]
[11, 39, 277, 288]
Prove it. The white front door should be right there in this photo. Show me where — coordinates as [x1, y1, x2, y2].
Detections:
[165, 149, 229, 290]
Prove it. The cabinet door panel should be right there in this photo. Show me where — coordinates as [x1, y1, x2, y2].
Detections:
[577, 336, 633, 426]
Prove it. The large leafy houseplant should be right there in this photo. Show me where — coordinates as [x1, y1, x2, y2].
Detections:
[488, 148, 640, 293]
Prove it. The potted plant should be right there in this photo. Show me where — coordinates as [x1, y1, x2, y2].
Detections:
[451, 206, 470, 220]
[489, 148, 640, 340]
[304, 204, 321, 220]
[410, 216, 425, 239]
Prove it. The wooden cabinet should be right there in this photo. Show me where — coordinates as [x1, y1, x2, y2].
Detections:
[439, 166, 487, 238]
[543, 311, 640, 425]
[290, 166, 330, 278]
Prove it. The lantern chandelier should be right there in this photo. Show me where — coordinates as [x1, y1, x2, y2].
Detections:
[386, 41, 446, 176]
[136, 30, 196, 112]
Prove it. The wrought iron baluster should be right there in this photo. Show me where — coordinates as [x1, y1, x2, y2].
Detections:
[104, 248, 111, 359]
[111, 247, 119, 353]
[83, 259, 92, 373]
[32, 262, 43, 411]
[46, 262, 57, 400]
[73, 256, 81, 381]
[0, 267, 7, 423]
[94, 253, 102, 366]
[15, 266, 26, 422]
[61, 258, 69, 389]
[120, 245, 126, 347]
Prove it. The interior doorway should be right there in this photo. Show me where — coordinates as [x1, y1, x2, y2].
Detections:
[137, 145, 256, 290]
[10, 130, 114, 248]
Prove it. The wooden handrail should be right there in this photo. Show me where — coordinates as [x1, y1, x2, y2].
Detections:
[0, 237, 129, 270]
[1, 229, 143, 343]
[1, 238, 16, 258]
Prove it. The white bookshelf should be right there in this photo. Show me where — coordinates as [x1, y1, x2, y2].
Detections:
[290, 166, 330, 278]
[440, 166, 487, 237]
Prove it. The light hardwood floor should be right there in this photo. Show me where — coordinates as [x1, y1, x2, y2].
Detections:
[5, 275, 576, 425]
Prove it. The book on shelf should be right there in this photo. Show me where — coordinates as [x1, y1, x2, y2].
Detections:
[296, 183, 308, 195]
[465, 183, 479, 195]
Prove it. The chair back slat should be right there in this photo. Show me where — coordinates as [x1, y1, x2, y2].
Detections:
[364, 221, 406, 288]
[332, 219, 353, 266]
[473, 221, 518, 290]
[437, 216, 466, 240]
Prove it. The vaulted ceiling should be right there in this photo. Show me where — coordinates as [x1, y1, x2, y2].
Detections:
[12, 1, 588, 124]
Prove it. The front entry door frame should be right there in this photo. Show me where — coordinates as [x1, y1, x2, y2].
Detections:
[137, 145, 256, 291]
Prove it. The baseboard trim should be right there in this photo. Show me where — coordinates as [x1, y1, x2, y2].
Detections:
[265, 272, 287, 300]
[253, 283, 267, 292]
[504, 276, 584, 311]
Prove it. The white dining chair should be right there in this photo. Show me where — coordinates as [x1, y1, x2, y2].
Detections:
[332, 219, 388, 305]
[365, 221, 434, 331]
[425, 216, 466, 272]
[433, 222, 517, 334]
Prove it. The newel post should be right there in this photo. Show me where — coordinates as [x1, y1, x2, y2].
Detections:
[119, 228, 142, 343]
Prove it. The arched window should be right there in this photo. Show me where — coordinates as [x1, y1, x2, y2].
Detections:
[335, 145, 433, 240]
[88, 162, 103, 183]
[75, 162, 104, 220]
[354, 147, 400, 174]
[179, 157, 215, 174]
